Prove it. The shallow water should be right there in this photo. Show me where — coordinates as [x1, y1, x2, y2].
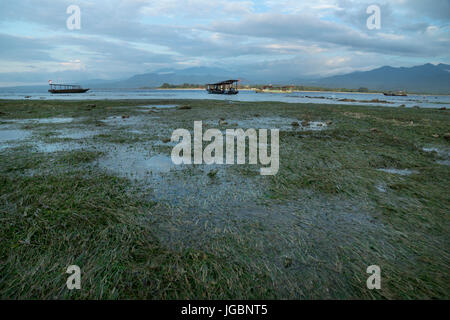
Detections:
[100, 115, 153, 126]
[423, 146, 450, 166]
[207, 117, 328, 131]
[136, 104, 178, 109]
[0, 129, 31, 142]
[1, 89, 449, 109]
[56, 128, 100, 139]
[98, 145, 176, 178]
[33, 141, 83, 153]
[377, 168, 417, 176]
[2, 117, 73, 124]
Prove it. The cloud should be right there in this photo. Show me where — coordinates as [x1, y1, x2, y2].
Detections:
[0, 0, 448, 86]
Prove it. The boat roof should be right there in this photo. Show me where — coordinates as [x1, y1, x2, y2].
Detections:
[49, 83, 82, 87]
[207, 80, 239, 85]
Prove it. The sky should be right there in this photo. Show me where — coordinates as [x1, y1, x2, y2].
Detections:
[0, 0, 449, 86]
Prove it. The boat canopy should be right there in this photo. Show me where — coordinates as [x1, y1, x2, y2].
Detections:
[49, 83, 83, 90]
[206, 80, 240, 94]
[207, 80, 239, 86]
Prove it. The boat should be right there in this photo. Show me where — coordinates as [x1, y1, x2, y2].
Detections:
[48, 81, 89, 94]
[206, 80, 239, 95]
[383, 91, 407, 96]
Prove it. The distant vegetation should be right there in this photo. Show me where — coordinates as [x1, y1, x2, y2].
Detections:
[159, 83, 204, 89]
[250, 85, 375, 93]
[156, 83, 377, 93]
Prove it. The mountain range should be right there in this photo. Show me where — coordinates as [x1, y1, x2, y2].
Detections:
[1, 64, 449, 94]
[101, 63, 450, 94]
[309, 63, 450, 94]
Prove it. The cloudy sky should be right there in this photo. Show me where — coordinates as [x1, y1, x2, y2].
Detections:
[0, 0, 449, 86]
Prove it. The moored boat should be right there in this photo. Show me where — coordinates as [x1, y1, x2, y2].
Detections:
[48, 81, 90, 94]
[206, 80, 239, 95]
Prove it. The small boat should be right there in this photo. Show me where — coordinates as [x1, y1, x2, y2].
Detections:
[206, 80, 239, 95]
[383, 91, 407, 96]
[48, 81, 89, 94]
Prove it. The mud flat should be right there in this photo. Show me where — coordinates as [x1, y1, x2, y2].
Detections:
[0, 99, 449, 299]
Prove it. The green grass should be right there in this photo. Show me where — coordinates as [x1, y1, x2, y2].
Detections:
[0, 99, 449, 299]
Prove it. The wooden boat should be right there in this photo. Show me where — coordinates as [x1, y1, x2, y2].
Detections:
[48, 82, 89, 94]
[206, 80, 239, 95]
[383, 91, 407, 96]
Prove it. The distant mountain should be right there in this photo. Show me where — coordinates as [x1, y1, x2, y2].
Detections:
[308, 63, 450, 94]
[1, 64, 449, 94]
[105, 67, 236, 88]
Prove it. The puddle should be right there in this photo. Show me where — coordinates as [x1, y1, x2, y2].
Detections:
[98, 145, 177, 178]
[154, 139, 177, 147]
[3, 117, 73, 124]
[33, 142, 82, 153]
[101, 116, 150, 126]
[377, 168, 417, 176]
[423, 146, 450, 166]
[137, 105, 178, 109]
[423, 147, 441, 153]
[0, 129, 31, 142]
[56, 129, 99, 139]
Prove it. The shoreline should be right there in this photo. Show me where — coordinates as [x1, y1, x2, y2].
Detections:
[150, 88, 449, 96]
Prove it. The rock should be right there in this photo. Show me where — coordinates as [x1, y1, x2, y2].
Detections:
[301, 120, 310, 127]
[121, 115, 130, 119]
[254, 114, 261, 117]
[178, 106, 192, 110]
[283, 257, 293, 268]
[207, 169, 219, 178]
[444, 133, 450, 141]
[291, 121, 300, 127]
[370, 128, 380, 133]
[326, 121, 333, 125]
[219, 120, 228, 126]
[432, 134, 440, 138]
[161, 138, 171, 143]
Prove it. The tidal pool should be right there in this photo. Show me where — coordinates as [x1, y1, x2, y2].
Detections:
[0, 129, 31, 143]
[377, 168, 417, 176]
[98, 145, 177, 178]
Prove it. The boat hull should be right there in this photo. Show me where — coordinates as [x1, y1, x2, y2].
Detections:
[48, 89, 90, 94]
[206, 89, 239, 95]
